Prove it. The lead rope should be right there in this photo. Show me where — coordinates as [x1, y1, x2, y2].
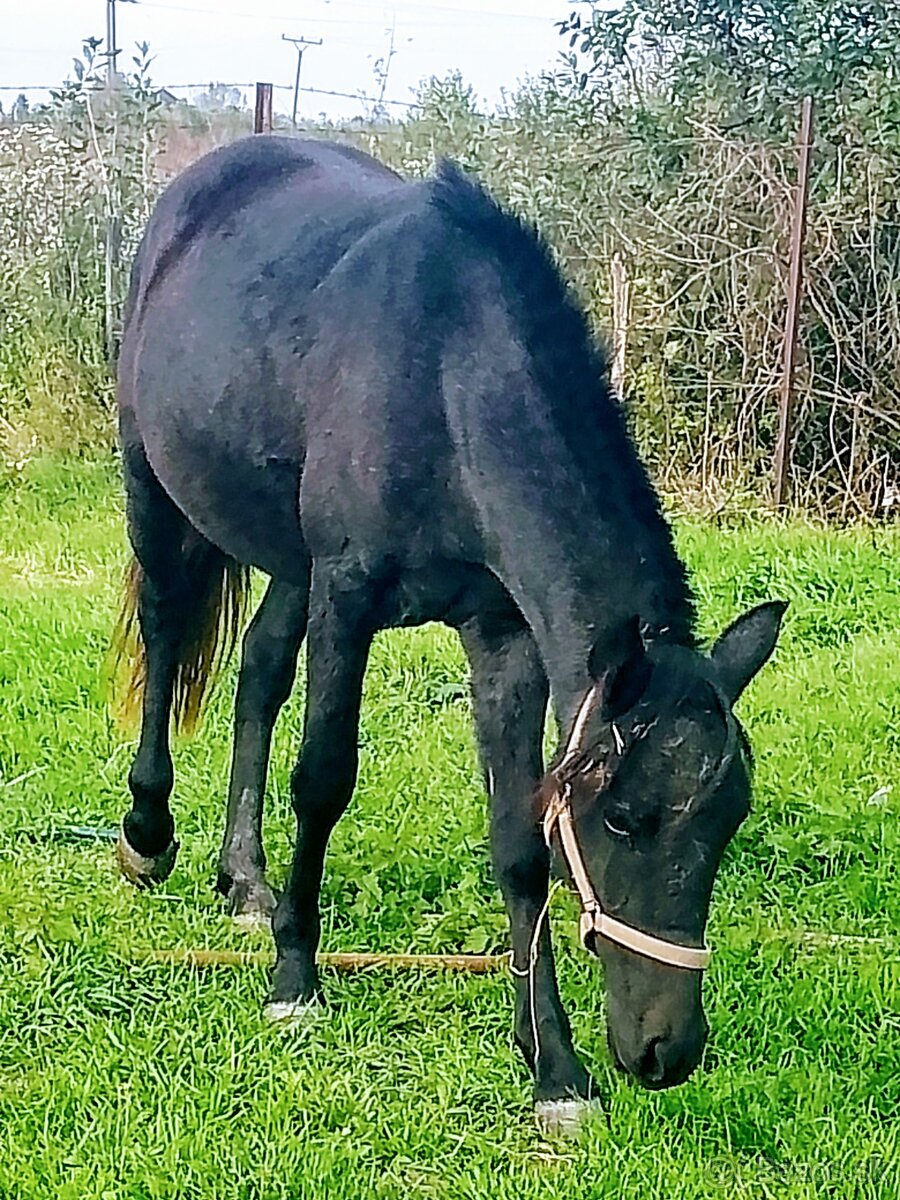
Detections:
[509, 879, 563, 1071]
[506, 686, 600, 1069]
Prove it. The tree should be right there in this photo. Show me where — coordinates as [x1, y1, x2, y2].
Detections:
[561, 0, 900, 133]
[196, 83, 243, 111]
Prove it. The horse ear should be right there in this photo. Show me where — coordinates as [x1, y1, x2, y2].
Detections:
[710, 601, 787, 703]
[588, 616, 651, 718]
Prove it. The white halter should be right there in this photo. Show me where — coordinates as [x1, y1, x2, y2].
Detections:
[541, 683, 735, 972]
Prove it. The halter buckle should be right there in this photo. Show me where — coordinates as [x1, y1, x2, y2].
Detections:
[579, 906, 600, 947]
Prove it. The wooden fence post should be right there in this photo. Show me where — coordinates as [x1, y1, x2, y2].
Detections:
[254, 83, 273, 134]
[773, 96, 814, 507]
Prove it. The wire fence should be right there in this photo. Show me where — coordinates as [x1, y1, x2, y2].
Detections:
[0, 87, 897, 515]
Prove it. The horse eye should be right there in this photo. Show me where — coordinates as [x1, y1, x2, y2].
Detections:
[603, 812, 632, 841]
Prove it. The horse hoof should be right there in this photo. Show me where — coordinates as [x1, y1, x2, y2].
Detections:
[226, 879, 277, 932]
[263, 998, 323, 1031]
[534, 1097, 604, 1137]
[233, 910, 272, 933]
[117, 828, 179, 887]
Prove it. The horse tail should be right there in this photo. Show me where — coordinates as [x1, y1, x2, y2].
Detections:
[109, 546, 251, 735]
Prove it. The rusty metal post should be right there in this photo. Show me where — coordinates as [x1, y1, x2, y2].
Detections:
[610, 251, 630, 399]
[254, 82, 273, 134]
[104, 213, 121, 365]
[773, 96, 814, 507]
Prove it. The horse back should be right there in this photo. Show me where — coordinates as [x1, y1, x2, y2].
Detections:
[119, 137, 417, 579]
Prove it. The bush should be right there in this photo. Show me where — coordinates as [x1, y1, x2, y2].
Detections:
[1, 52, 897, 514]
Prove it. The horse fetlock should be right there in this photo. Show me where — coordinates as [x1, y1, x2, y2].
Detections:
[116, 826, 179, 887]
[269, 949, 322, 1014]
[122, 800, 175, 860]
[532, 1052, 595, 1110]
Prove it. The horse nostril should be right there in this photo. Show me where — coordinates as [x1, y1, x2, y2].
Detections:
[639, 1036, 666, 1084]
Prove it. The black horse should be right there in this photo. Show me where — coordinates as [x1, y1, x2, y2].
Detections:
[112, 136, 784, 1132]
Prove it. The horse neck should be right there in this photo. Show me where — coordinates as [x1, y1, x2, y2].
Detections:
[443, 319, 695, 725]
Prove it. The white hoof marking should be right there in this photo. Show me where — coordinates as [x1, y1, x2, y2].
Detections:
[263, 999, 323, 1031]
[534, 1097, 603, 1137]
[116, 829, 178, 887]
[233, 910, 272, 934]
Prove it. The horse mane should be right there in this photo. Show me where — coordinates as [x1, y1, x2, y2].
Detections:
[429, 160, 697, 647]
[429, 159, 610, 393]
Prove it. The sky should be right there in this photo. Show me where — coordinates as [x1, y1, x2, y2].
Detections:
[0, 0, 572, 120]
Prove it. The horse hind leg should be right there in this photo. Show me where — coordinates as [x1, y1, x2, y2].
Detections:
[113, 441, 249, 887]
[217, 575, 310, 927]
[266, 563, 376, 1025]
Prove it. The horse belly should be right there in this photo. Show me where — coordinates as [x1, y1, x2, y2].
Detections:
[129, 311, 309, 583]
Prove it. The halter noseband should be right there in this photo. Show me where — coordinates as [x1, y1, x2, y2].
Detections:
[543, 682, 739, 973]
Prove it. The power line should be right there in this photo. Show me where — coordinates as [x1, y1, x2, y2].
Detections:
[168, 82, 420, 108]
[297, 84, 418, 109]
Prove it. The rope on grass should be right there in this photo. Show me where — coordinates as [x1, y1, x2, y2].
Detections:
[135, 948, 509, 973]
[132, 930, 899, 975]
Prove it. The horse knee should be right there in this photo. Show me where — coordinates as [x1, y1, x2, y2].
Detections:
[492, 838, 547, 901]
[290, 745, 357, 819]
[237, 629, 294, 711]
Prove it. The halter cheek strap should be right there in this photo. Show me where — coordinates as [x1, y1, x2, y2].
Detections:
[542, 787, 711, 971]
[542, 682, 726, 973]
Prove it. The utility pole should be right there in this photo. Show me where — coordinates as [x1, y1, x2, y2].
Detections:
[282, 34, 322, 126]
[375, 20, 397, 113]
[106, 0, 136, 88]
[254, 83, 273, 133]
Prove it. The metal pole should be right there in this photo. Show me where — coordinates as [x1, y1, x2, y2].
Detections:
[610, 251, 630, 399]
[105, 215, 121, 364]
[292, 48, 303, 126]
[254, 82, 273, 133]
[106, 0, 116, 87]
[281, 35, 322, 127]
[773, 96, 814, 507]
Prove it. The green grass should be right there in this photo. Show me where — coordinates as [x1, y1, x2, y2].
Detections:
[0, 457, 898, 1199]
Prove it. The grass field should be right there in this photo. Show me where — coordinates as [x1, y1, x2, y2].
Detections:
[0, 457, 897, 1199]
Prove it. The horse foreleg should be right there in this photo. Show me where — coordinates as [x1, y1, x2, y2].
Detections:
[461, 614, 599, 1133]
[265, 563, 375, 1024]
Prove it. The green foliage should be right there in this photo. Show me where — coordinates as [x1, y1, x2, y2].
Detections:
[549, 2, 900, 512]
[561, 0, 900, 136]
[0, 42, 163, 470]
[1, 45, 898, 510]
[362, 76, 899, 513]
[0, 458, 898, 1196]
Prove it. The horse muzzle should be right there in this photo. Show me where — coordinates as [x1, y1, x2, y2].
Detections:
[608, 1011, 709, 1089]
